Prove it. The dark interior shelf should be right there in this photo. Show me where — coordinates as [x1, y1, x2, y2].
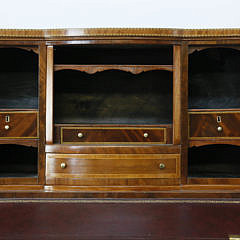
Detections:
[189, 47, 240, 109]
[54, 69, 173, 124]
[0, 48, 38, 109]
[0, 144, 38, 178]
[188, 144, 240, 178]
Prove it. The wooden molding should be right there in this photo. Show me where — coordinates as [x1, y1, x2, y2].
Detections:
[54, 64, 174, 74]
[2, 28, 240, 39]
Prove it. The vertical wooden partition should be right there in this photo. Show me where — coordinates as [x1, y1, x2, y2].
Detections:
[173, 44, 189, 184]
[46, 46, 54, 144]
[173, 45, 181, 145]
[38, 44, 47, 184]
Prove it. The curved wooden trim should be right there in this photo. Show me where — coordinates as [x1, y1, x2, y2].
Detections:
[189, 139, 240, 147]
[0, 46, 39, 54]
[188, 46, 240, 55]
[2, 28, 240, 39]
[54, 64, 174, 74]
[0, 139, 38, 147]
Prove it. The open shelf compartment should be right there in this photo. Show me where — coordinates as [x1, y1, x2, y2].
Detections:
[0, 47, 38, 109]
[54, 69, 173, 125]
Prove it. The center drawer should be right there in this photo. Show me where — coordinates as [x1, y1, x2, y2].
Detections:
[189, 111, 240, 139]
[46, 153, 180, 185]
[0, 111, 38, 138]
[61, 127, 167, 144]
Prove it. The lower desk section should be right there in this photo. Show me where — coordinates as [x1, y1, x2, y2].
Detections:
[0, 199, 239, 240]
[46, 153, 180, 186]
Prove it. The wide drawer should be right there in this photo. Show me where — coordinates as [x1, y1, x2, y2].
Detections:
[0, 111, 38, 138]
[61, 127, 167, 144]
[189, 111, 240, 139]
[46, 154, 180, 185]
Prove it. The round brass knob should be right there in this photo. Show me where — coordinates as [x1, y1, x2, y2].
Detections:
[143, 132, 148, 138]
[4, 125, 10, 130]
[77, 132, 84, 138]
[217, 126, 223, 132]
[60, 162, 67, 169]
[159, 163, 166, 169]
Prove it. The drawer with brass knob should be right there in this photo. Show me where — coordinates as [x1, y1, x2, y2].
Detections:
[0, 111, 38, 138]
[46, 153, 180, 185]
[189, 111, 240, 139]
[60, 127, 169, 144]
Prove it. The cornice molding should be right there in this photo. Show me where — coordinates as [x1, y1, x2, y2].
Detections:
[1, 28, 240, 39]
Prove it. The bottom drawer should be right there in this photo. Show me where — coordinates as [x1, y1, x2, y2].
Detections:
[46, 154, 180, 186]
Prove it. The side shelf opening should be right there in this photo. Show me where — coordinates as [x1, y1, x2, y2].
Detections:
[54, 70, 173, 125]
[189, 47, 240, 109]
[0, 48, 38, 109]
[0, 144, 38, 178]
[188, 144, 240, 178]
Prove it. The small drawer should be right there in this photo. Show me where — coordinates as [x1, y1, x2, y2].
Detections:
[0, 111, 38, 138]
[46, 154, 180, 185]
[61, 127, 167, 144]
[189, 111, 240, 139]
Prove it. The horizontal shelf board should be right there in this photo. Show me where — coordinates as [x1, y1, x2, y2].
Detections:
[189, 139, 240, 148]
[0, 139, 38, 147]
[54, 123, 173, 127]
[45, 144, 180, 154]
[0, 174, 37, 178]
[0, 176, 38, 185]
[54, 64, 174, 74]
[188, 108, 240, 112]
[0, 109, 38, 112]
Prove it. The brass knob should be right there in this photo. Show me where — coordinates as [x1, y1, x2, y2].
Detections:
[77, 132, 83, 138]
[143, 132, 148, 138]
[60, 162, 67, 169]
[217, 126, 223, 132]
[159, 163, 165, 169]
[4, 125, 10, 130]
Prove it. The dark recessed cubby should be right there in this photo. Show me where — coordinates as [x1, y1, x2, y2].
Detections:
[188, 144, 240, 178]
[0, 48, 38, 109]
[189, 48, 240, 109]
[0, 144, 38, 178]
[54, 70, 173, 124]
[54, 45, 173, 65]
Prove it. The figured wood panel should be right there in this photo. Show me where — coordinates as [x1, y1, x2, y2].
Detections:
[46, 154, 180, 185]
[61, 127, 166, 144]
[189, 111, 240, 139]
[1, 199, 240, 239]
[0, 111, 38, 138]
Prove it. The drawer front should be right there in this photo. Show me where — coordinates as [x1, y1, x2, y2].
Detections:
[0, 111, 38, 138]
[61, 127, 166, 144]
[46, 154, 180, 185]
[189, 112, 240, 139]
